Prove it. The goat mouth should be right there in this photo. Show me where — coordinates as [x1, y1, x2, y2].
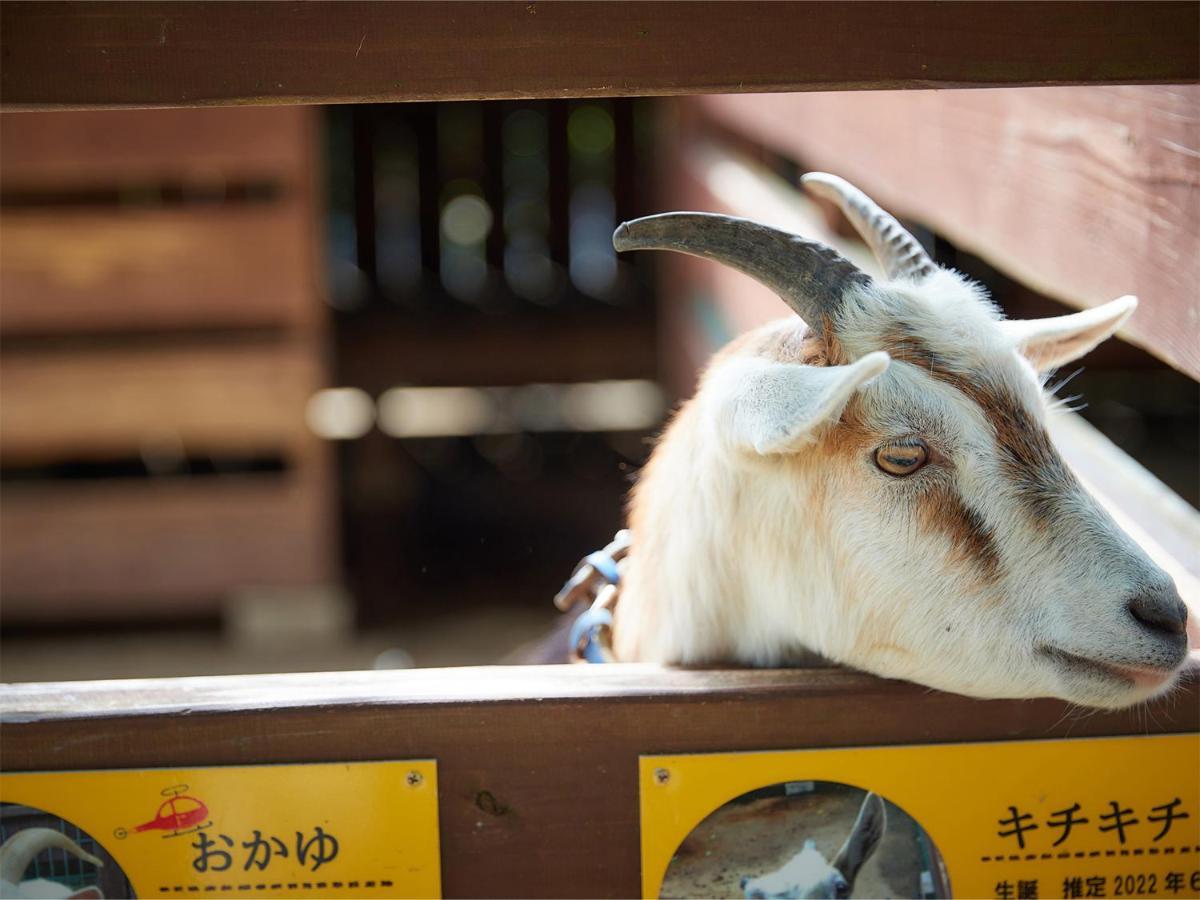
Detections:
[1039, 646, 1177, 689]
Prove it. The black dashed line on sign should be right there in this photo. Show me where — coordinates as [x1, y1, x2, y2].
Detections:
[977, 845, 1194, 863]
[148, 877, 407, 893]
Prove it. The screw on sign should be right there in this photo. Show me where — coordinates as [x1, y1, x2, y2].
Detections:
[406, 771, 423, 787]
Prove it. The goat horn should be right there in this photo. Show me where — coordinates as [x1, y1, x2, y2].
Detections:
[0, 828, 104, 885]
[612, 213, 870, 329]
[801, 173, 935, 283]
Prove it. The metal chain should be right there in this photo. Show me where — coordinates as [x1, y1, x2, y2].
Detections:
[553, 529, 631, 662]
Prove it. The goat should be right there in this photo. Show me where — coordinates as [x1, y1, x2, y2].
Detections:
[606, 174, 1190, 709]
[740, 791, 885, 900]
[0, 827, 105, 899]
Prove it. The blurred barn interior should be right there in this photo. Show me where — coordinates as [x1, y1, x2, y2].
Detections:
[1, 93, 1196, 681]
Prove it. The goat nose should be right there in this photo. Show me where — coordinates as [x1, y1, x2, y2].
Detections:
[1127, 584, 1189, 637]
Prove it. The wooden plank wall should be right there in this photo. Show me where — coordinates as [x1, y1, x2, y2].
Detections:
[3, 665, 1198, 899]
[0, 107, 333, 620]
[1, 2, 1196, 110]
[694, 87, 1200, 379]
[0, 108, 319, 334]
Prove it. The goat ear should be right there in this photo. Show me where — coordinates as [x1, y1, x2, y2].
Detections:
[710, 352, 889, 455]
[832, 792, 886, 885]
[1002, 295, 1136, 372]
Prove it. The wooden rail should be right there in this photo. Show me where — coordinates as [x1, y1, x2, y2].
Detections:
[3, 664, 1198, 898]
[1, 2, 1197, 110]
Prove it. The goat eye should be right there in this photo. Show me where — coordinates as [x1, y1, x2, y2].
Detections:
[874, 439, 929, 476]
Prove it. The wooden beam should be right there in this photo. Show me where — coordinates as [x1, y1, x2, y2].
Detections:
[0, 206, 317, 334]
[0, 474, 333, 617]
[0, 339, 322, 462]
[3, 665, 1198, 898]
[0, 107, 310, 187]
[694, 87, 1200, 379]
[1, 106, 320, 334]
[2, 2, 1197, 110]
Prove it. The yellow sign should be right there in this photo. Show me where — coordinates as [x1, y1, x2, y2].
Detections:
[1, 760, 440, 899]
[641, 735, 1199, 899]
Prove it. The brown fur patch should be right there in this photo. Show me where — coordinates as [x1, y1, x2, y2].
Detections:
[706, 320, 812, 368]
[817, 393, 874, 458]
[719, 318, 845, 369]
[975, 388, 1071, 524]
[917, 481, 1002, 581]
[819, 314, 850, 366]
[879, 326, 1073, 526]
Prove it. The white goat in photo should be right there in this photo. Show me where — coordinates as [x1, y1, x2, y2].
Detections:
[609, 174, 1190, 709]
[0, 827, 105, 899]
[741, 792, 886, 900]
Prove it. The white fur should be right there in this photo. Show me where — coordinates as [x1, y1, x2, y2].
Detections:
[0, 828, 104, 899]
[741, 792, 885, 899]
[742, 840, 845, 900]
[614, 269, 1189, 709]
[2, 879, 103, 900]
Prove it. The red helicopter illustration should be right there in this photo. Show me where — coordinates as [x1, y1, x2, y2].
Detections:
[114, 785, 212, 840]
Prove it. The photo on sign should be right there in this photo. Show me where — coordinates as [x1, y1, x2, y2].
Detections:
[0, 802, 136, 899]
[659, 780, 950, 900]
